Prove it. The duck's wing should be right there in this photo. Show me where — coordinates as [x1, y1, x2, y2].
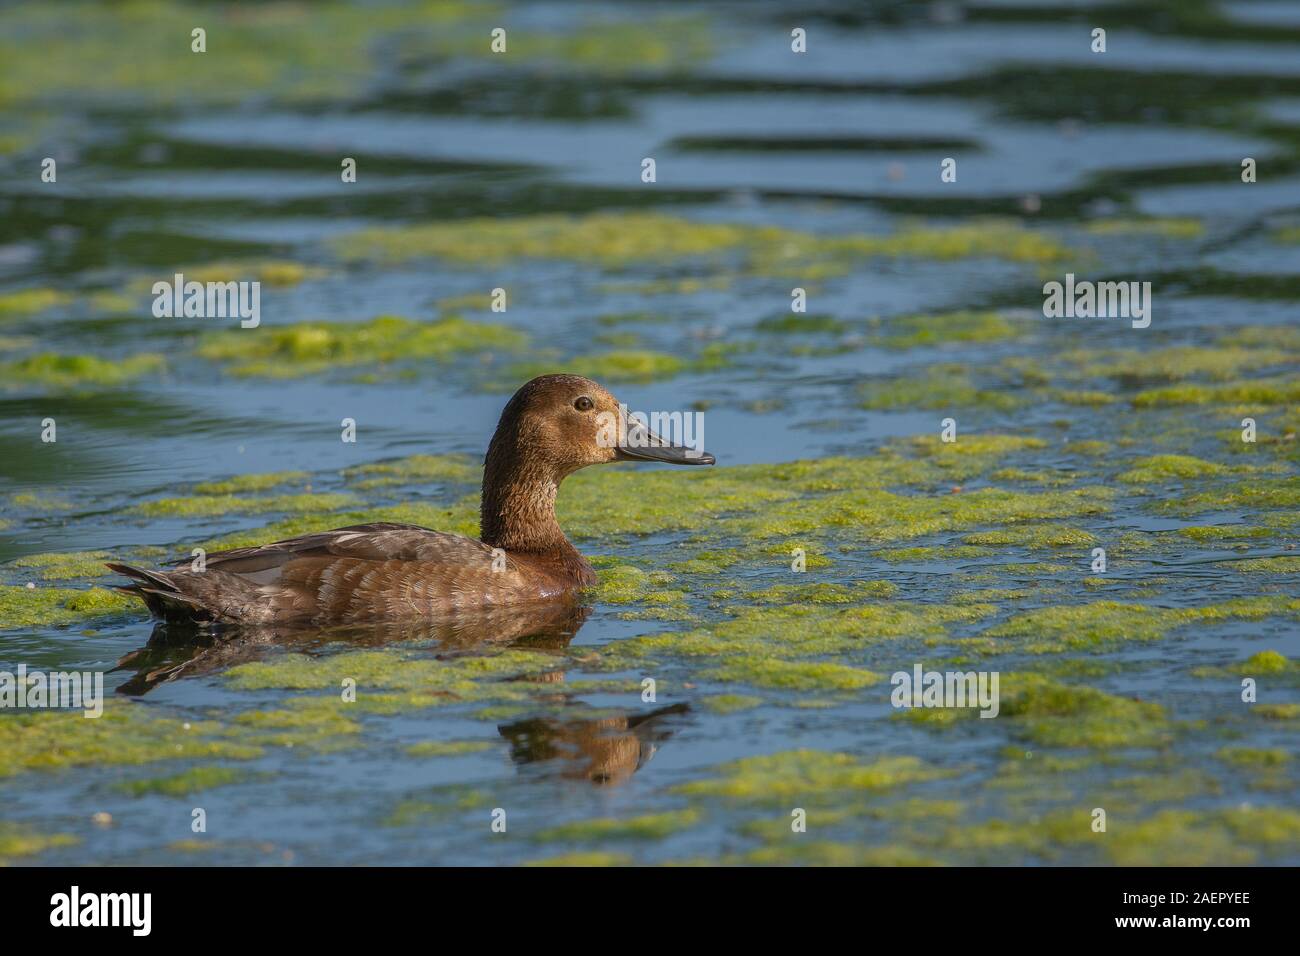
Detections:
[110, 523, 548, 625]
[191, 522, 493, 572]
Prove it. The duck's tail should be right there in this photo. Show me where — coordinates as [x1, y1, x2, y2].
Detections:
[105, 562, 234, 626]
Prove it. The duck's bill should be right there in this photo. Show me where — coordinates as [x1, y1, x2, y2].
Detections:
[615, 426, 714, 465]
[616, 444, 715, 465]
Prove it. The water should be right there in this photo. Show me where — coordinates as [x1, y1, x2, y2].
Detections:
[0, 0, 1297, 866]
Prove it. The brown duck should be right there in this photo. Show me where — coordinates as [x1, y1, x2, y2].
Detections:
[109, 374, 713, 627]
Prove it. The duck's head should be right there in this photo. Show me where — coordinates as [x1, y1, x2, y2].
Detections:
[487, 374, 715, 480]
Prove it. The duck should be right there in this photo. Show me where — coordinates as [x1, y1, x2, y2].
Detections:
[108, 374, 713, 627]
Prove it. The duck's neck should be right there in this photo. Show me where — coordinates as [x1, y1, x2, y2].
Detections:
[479, 459, 575, 558]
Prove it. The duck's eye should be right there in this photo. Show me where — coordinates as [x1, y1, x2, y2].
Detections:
[574, 396, 594, 412]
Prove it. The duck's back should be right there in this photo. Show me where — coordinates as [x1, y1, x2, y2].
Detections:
[109, 522, 589, 626]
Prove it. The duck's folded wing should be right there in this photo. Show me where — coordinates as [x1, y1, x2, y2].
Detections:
[117, 523, 527, 623]
[184, 522, 499, 573]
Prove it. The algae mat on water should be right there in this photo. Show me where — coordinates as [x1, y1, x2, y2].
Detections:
[3, 0, 1300, 870]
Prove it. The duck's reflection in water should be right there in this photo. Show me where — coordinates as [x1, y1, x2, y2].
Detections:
[112, 601, 592, 695]
[112, 601, 690, 784]
[498, 703, 690, 785]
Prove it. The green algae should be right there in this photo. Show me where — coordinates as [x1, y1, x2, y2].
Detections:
[1159, 477, 1300, 514]
[910, 813, 1088, 860]
[666, 549, 746, 574]
[859, 365, 1022, 410]
[975, 597, 1300, 656]
[988, 467, 1078, 486]
[1063, 440, 1113, 457]
[0, 707, 262, 778]
[0, 287, 69, 319]
[962, 524, 1096, 548]
[756, 314, 847, 337]
[1116, 453, 1230, 483]
[192, 471, 310, 495]
[748, 485, 1112, 547]
[676, 751, 950, 803]
[1085, 217, 1204, 239]
[0, 823, 77, 862]
[1178, 524, 1270, 541]
[745, 580, 898, 604]
[0, 584, 135, 629]
[599, 276, 736, 297]
[1192, 650, 1296, 680]
[511, 349, 692, 385]
[1220, 806, 1300, 846]
[603, 600, 997, 676]
[1102, 767, 1222, 804]
[470, 15, 714, 72]
[0, 352, 165, 389]
[916, 805, 1300, 865]
[1104, 809, 1284, 866]
[905, 673, 1168, 748]
[981, 561, 1071, 575]
[534, 809, 700, 843]
[701, 694, 763, 714]
[234, 698, 362, 744]
[339, 211, 1076, 274]
[874, 310, 1021, 349]
[1133, 378, 1300, 407]
[1232, 556, 1300, 573]
[1216, 746, 1291, 768]
[1070, 345, 1293, 386]
[877, 545, 995, 562]
[996, 676, 1169, 749]
[1255, 704, 1300, 720]
[953, 587, 1035, 605]
[173, 260, 321, 288]
[1244, 650, 1290, 674]
[10, 550, 112, 581]
[114, 765, 252, 797]
[7, 492, 72, 512]
[132, 491, 355, 518]
[587, 564, 680, 605]
[704, 658, 881, 692]
[0, 0, 495, 108]
[344, 454, 479, 490]
[222, 647, 562, 722]
[196, 315, 526, 378]
[1262, 511, 1300, 531]
[383, 785, 488, 827]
